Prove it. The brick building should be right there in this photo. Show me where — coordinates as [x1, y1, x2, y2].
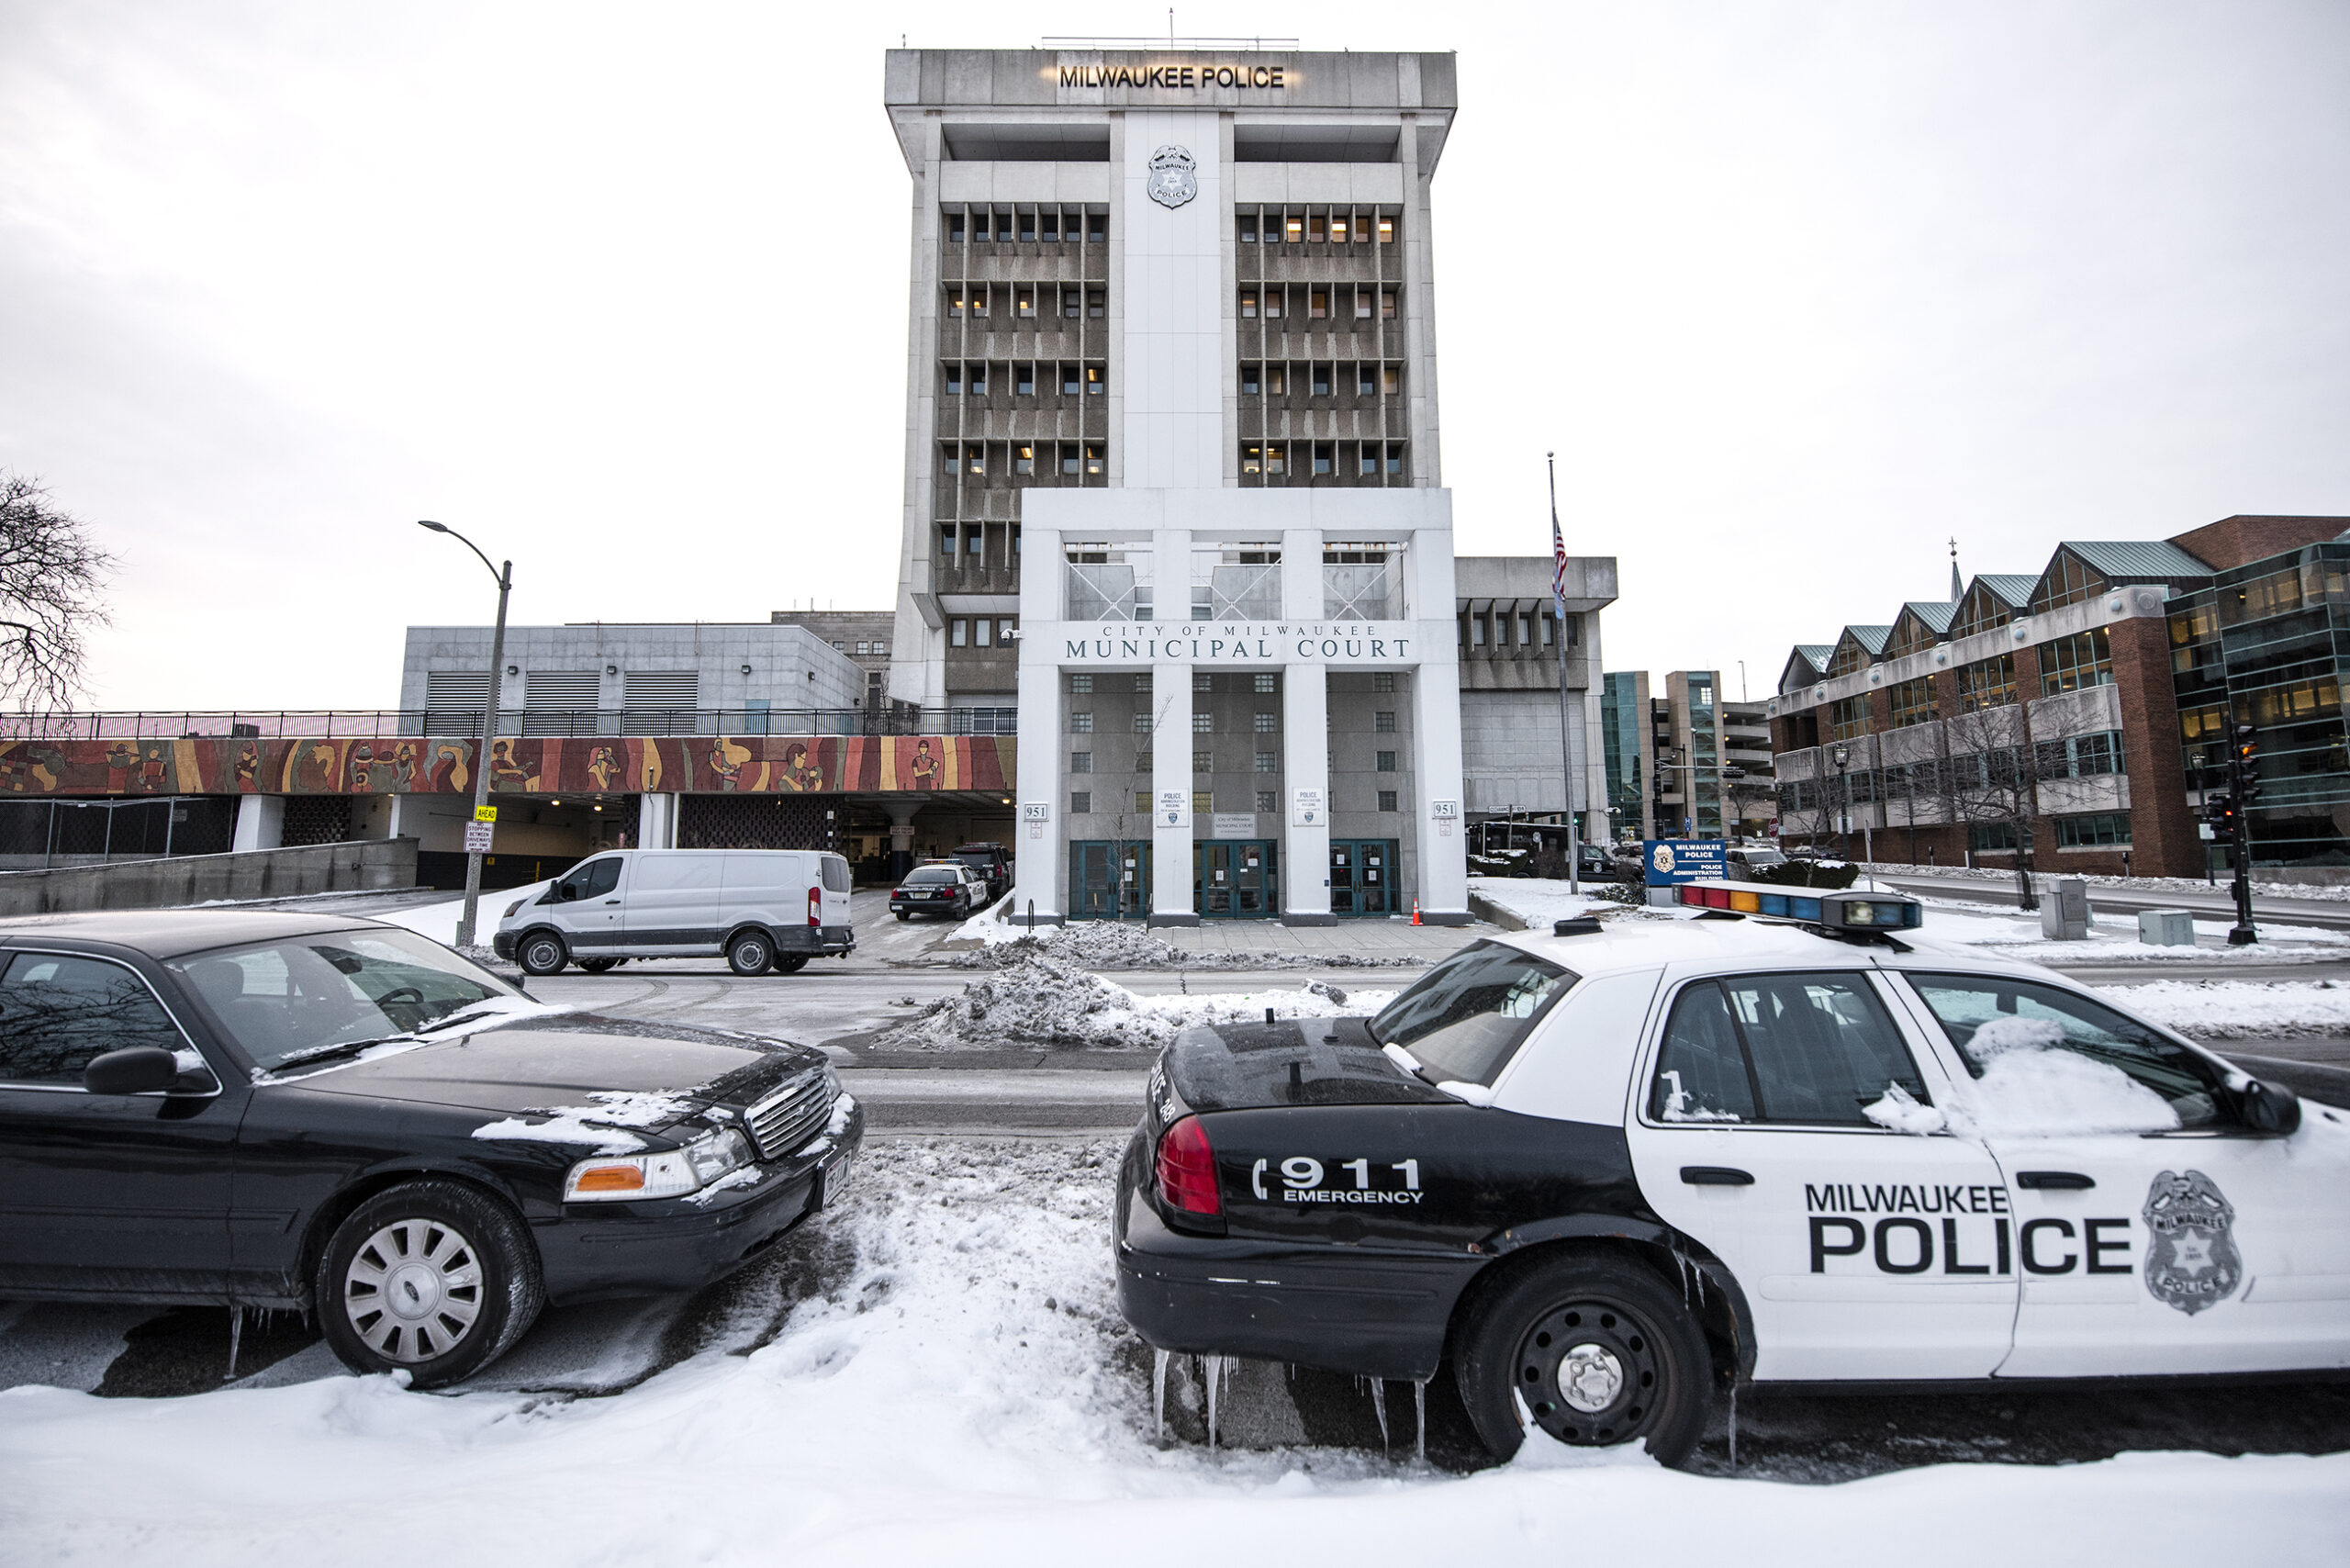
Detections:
[1768, 516, 2350, 877]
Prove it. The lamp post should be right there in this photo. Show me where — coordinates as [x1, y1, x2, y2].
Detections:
[419, 521, 512, 949]
[1830, 742, 1852, 863]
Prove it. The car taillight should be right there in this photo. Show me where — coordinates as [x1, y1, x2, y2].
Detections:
[809, 885, 822, 928]
[1155, 1114, 1221, 1217]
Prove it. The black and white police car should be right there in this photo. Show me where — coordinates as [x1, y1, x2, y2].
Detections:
[1113, 883, 2350, 1466]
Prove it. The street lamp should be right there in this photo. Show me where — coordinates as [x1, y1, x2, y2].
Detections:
[1830, 742, 1852, 863]
[419, 521, 512, 949]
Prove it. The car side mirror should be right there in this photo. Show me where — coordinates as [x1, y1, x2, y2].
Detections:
[2240, 1077, 2301, 1136]
[84, 1047, 181, 1096]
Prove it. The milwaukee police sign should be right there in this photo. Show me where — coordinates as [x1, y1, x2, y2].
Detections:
[1059, 622, 1417, 666]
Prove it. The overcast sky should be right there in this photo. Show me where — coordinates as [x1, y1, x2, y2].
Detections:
[2, 1, 2344, 711]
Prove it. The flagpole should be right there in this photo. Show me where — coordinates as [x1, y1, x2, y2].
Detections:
[1550, 453, 1582, 896]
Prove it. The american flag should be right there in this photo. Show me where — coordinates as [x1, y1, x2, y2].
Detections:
[1550, 502, 1569, 611]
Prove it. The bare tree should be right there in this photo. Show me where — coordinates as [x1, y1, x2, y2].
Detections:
[0, 474, 116, 711]
[1931, 698, 2105, 913]
[1721, 769, 1778, 840]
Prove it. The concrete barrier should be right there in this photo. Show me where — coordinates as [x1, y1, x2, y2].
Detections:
[0, 837, 418, 917]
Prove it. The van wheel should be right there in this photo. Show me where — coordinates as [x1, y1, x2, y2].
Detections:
[1453, 1254, 1710, 1469]
[517, 931, 568, 976]
[317, 1179, 543, 1389]
[577, 958, 620, 974]
[771, 953, 810, 974]
[726, 932, 774, 976]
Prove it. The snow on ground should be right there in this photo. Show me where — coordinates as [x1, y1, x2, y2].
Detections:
[1858, 861, 2350, 902]
[877, 953, 1394, 1050]
[2096, 979, 2350, 1041]
[4, 1137, 2344, 1568]
[1469, 876, 1616, 931]
[949, 916, 1424, 970]
[370, 882, 551, 947]
[1914, 897, 2350, 962]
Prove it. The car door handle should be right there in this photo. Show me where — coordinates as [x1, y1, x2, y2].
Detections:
[2015, 1170, 2096, 1190]
[1680, 1166, 1754, 1186]
[603, 899, 620, 904]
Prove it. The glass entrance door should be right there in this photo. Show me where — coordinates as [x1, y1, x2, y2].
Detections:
[1192, 840, 1278, 918]
[1329, 839, 1399, 915]
[1069, 841, 1149, 919]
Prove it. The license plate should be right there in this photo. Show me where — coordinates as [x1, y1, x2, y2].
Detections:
[822, 1149, 854, 1204]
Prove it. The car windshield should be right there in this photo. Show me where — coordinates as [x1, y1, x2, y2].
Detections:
[907, 868, 958, 885]
[1371, 940, 1578, 1087]
[169, 928, 521, 1071]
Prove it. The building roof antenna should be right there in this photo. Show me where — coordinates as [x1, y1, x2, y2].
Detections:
[1949, 536, 1962, 601]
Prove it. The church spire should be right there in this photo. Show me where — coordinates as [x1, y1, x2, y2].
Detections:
[1949, 537, 1963, 601]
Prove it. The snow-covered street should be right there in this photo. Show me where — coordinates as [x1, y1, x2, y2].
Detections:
[6, 1137, 2347, 1568]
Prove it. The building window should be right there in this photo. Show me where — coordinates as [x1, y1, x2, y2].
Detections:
[1041, 210, 1060, 242]
[1829, 695, 1872, 741]
[1069, 790, 1091, 814]
[1307, 214, 1325, 242]
[1132, 711, 1153, 734]
[1085, 444, 1103, 476]
[1888, 676, 1936, 728]
[1310, 289, 1328, 319]
[1255, 790, 1277, 812]
[1267, 442, 1286, 475]
[1253, 711, 1278, 733]
[947, 212, 965, 242]
[1385, 443, 1404, 475]
[1239, 290, 1258, 319]
[1238, 214, 1257, 241]
[1312, 366, 1331, 396]
[1955, 655, 2017, 711]
[1254, 752, 1278, 773]
[1381, 289, 1397, 319]
[1062, 366, 1080, 395]
[1264, 288, 1283, 319]
[1070, 752, 1091, 774]
[1357, 445, 1377, 476]
[1069, 674, 1092, 694]
[1968, 823, 2020, 852]
[1373, 672, 1394, 693]
[1951, 583, 2011, 639]
[1265, 365, 1286, 395]
[1284, 215, 1304, 242]
[1315, 442, 1334, 476]
[1241, 364, 1259, 395]
[968, 365, 987, 396]
[967, 443, 986, 475]
[1374, 711, 1396, 733]
[2039, 627, 2113, 695]
[944, 364, 962, 395]
[973, 619, 991, 647]
[1063, 289, 1081, 319]
[2064, 730, 2123, 776]
[1356, 364, 1375, 395]
[1017, 212, 1035, 242]
[1355, 290, 1373, 321]
[1193, 790, 1214, 815]
[1015, 364, 1035, 396]
[1378, 215, 1394, 242]
[1135, 673, 1152, 694]
[1378, 790, 1398, 812]
[949, 619, 967, 647]
[1089, 213, 1107, 242]
[970, 285, 990, 318]
[2056, 812, 2132, 847]
[1016, 288, 1035, 319]
[1376, 751, 1397, 772]
[2032, 552, 2102, 614]
[1193, 751, 1212, 774]
[1192, 712, 1214, 734]
[1826, 637, 1870, 678]
[1087, 290, 1104, 319]
[1086, 366, 1104, 395]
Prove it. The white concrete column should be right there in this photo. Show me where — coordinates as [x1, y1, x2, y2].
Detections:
[1410, 666, 1472, 923]
[1281, 666, 1333, 924]
[232, 794, 284, 852]
[1011, 656, 1064, 921]
[638, 792, 680, 849]
[1149, 528, 1196, 924]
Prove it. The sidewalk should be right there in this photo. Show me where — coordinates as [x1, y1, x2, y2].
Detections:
[1154, 917, 1489, 960]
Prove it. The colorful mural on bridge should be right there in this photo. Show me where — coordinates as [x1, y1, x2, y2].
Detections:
[0, 735, 1014, 798]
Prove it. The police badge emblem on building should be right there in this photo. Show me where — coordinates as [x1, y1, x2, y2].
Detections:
[2143, 1169, 2243, 1315]
[1147, 144, 1197, 208]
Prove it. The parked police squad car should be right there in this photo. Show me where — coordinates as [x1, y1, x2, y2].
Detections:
[1113, 884, 2350, 1466]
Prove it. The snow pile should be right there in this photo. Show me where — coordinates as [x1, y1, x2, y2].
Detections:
[2118, 979, 2350, 1040]
[1914, 899, 2350, 960]
[1469, 877, 1617, 932]
[470, 1088, 703, 1153]
[1954, 1017, 2181, 1137]
[949, 921, 1421, 971]
[1860, 862, 2350, 902]
[6, 1138, 2349, 1567]
[372, 882, 554, 947]
[875, 957, 1391, 1051]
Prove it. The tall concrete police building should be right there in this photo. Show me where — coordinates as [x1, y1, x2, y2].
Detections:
[0, 49, 1615, 920]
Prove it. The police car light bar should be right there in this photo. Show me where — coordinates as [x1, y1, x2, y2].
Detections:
[1672, 879, 1923, 932]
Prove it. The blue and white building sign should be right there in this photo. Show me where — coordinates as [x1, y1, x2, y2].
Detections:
[1643, 839, 1728, 886]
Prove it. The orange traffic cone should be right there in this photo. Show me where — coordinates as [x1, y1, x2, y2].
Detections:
[1411, 900, 1422, 926]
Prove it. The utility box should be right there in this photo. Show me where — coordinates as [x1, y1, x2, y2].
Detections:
[2139, 909, 2196, 946]
[2040, 878, 2091, 940]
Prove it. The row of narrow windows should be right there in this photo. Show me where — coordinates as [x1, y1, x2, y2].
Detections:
[1243, 363, 1402, 397]
[1243, 442, 1407, 477]
[941, 363, 1105, 396]
[939, 442, 1103, 476]
[945, 207, 1108, 244]
[946, 285, 1105, 319]
[1237, 209, 1397, 245]
[1241, 285, 1396, 320]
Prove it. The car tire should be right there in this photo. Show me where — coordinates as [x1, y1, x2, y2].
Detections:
[726, 931, 774, 976]
[894, 911, 910, 922]
[316, 1179, 543, 1389]
[577, 958, 621, 974]
[1453, 1252, 1710, 1469]
[517, 930, 568, 977]
[771, 953, 810, 974]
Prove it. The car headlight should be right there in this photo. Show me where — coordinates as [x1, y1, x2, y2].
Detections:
[564, 1126, 755, 1202]
[502, 898, 525, 919]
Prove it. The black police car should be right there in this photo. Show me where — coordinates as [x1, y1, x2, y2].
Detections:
[1115, 893, 2350, 1467]
[0, 910, 861, 1387]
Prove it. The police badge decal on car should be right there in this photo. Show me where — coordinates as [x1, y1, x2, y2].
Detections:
[2142, 1169, 2243, 1315]
[1147, 144, 1197, 208]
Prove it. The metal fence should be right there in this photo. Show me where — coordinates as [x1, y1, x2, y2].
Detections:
[0, 707, 1007, 741]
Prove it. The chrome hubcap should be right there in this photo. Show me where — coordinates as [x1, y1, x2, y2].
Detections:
[1557, 1344, 1624, 1412]
[343, 1217, 483, 1364]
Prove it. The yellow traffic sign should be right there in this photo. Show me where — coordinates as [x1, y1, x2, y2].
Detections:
[474, 805, 498, 823]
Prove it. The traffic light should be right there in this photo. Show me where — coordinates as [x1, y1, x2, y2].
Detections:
[2202, 793, 2235, 828]
[2232, 722, 2262, 804]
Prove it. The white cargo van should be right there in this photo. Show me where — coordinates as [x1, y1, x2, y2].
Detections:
[491, 848, 855, 977]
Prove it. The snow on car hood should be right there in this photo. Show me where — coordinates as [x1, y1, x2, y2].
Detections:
[285, 1012, 823, 1126]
